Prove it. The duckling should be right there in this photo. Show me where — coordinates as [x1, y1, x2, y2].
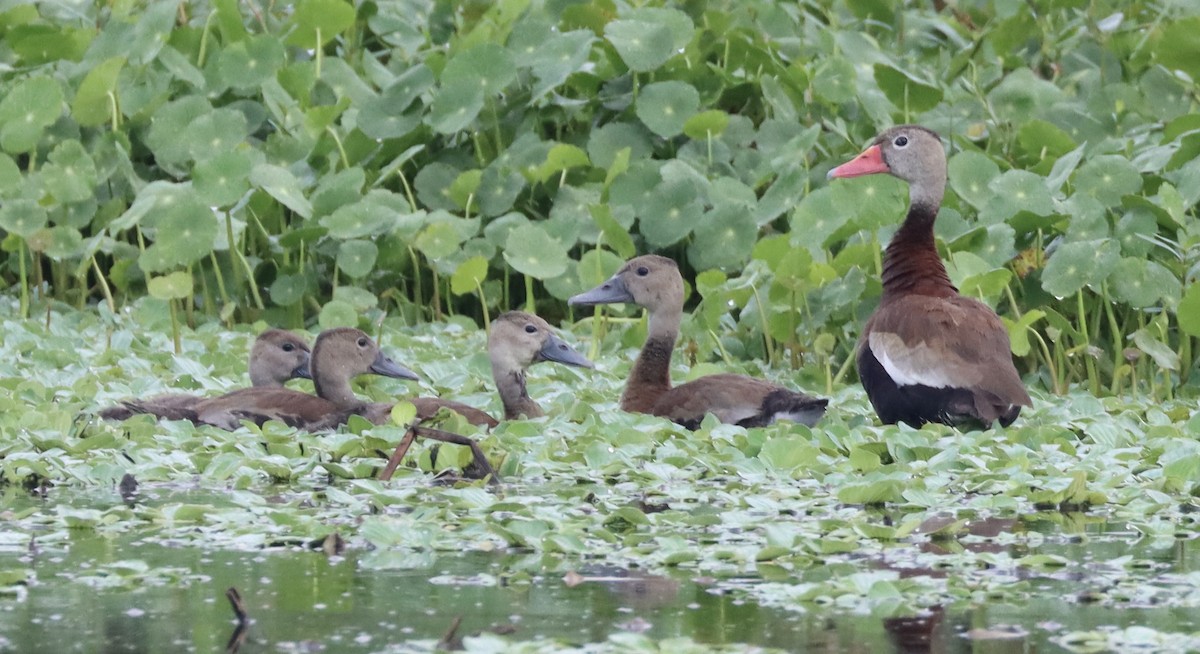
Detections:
[98, 329, 312, 422]
[192, 327, 417, 430]
[362, 310, 593, 427]
[569, 255, 828, 429]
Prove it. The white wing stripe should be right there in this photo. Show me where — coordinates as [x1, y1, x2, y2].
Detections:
[870, 332, 960, 389]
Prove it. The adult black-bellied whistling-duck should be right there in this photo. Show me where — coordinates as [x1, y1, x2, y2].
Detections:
[569, 255, 828, 429]
[97, 328, 312, 422]
[827, 125, 1031, 427]
[361, 310, 593, 426]
[192, 327, 418, 430]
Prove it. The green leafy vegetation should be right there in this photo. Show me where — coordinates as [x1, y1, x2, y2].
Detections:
[2, 0, 1200, 650]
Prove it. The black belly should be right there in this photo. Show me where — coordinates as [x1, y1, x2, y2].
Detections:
[857, 342, 1016, 428]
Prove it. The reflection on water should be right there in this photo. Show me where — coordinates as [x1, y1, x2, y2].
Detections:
[0, 491, 1198, 653]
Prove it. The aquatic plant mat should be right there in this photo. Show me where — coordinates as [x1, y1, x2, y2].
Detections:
[2, 310, 1198, 652]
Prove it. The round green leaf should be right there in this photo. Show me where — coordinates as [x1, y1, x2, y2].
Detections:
[1154, 16, 1200, 80]
[0, 152, 21, 198]
[0, 200, 48, 238]
[186, 109, 249, 164]
[451, 255, 489, 295]
[0, 76, 64, 154]
[1108, 258, 1180, 308]
[688, 206, 757, 271]
[147, 271, 193, 301]
[1073, 155, 1142, 207]
[604, 20, 674, 72]
[71, 57, 126, 127]
[636, 81, 700, 138]
[286, 0, 356, 48]
[683, 110, 730, 140]
[37, 226, 84, 260]
[41, 140, 97, 204]
[336, 240, 379, 278]
[270, 273, 310, 306]
[318, 299, 359, 330]
[321, 198, 394, 239]
[1178, 283, 1200, 337]
[948, 151, 1000, 210]
[215, 35, 286, 92]
[477, 165, 525, 217]
[1041, 239, 1119, 299]
[415, 219, 468, 260]
[250, 164, 312, 218]
[194, 151, 254, 207]
[587, 122, 653, 170]
[978, 170, 1055, 224]
[140, 199, 218, 274]
[812, 57, 856, 104]
[145, 96, 211, 170]
[503, 224, 568, 279]
[873, 64, 943, 113]
[441, 43, 517, 95]
[427, 81, 484, 135]
[639, 179, 702, 248]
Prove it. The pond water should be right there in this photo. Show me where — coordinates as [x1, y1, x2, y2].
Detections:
[0, 487, 1197, 653]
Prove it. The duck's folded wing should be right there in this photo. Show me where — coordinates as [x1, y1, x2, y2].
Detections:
[867, 295, 1031, 406]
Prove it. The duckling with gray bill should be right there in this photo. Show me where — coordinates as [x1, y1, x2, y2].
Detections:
[570, 255, 827, 429]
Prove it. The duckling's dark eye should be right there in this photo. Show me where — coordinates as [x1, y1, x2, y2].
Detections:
[524, 324, 537, 334]
[281, 343, 295, 352]
[357, 337, 369, 348]
[893, 135, 909, 148]
[636, 266, 649, 276]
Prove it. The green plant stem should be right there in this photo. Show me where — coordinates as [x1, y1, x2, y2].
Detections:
[315, 29, 323, 78]
[1028, 328, 1061, 395]
[750, 285, 774, 366]
[208, 251, 231, 309]
[168, 299, 181, 355]
[18, 241, 29, 319]
[1076, 290, 1099, 395]
[432, 268, 442, 320]
[524, 274, 536, 314]
[1102, 284, 1123, 395]
[197, 9, 215, 67]
[326, 127, 350, 170]
[90, 255, 115, 314]
[474, 281, 490, 332]
[409, 247, 423, 315]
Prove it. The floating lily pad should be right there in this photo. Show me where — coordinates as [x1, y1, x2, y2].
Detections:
[636, 81, 700, 139]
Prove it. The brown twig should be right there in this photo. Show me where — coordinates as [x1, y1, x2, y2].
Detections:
[412, 426, 499, 485]
[436, 615, 464, 651]
[379, 427, 418, 482]
[224, 587, 250, 653]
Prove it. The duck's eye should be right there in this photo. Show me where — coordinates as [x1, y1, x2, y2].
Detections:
[893, 135, 909, 148]
[357, 337, 369, 348]
[281, 343, 295, 352]
[636, 266, 649, 276]
[524, 324, 537, 334]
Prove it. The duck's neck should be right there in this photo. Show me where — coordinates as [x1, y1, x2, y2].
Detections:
[313, 367, 361, 408]
[881, 195, 956, 301]
[493, 366, 544, 420]
[249, 367, 284, 388]
[622, 307, 679, 413]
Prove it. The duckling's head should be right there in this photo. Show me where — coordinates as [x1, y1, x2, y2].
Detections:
[249, 329, 312, 387]
[310, 328, 419, 387]
[568, 254, 683, 314]
[489, 311, 593, 373]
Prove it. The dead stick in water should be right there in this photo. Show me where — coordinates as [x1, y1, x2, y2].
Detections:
[379, 427, 418, 482]
[224, 587, 250, 654]
[412, 426, 499, 485]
